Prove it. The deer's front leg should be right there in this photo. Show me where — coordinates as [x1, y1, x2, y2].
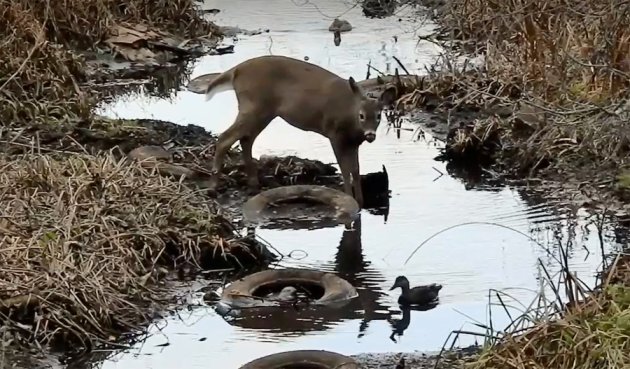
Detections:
[331, 139, 353, 197]
[331, 139, 363, 208]
[349, 146, 363, 208]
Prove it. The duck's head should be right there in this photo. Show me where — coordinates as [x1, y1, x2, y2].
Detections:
[278, 286, 298, 299]
[389, 276, 410, 291]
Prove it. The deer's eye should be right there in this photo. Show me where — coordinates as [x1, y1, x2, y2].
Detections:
[359, 113, 365, 120]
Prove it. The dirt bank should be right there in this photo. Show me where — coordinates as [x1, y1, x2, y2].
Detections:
[400, 0, 629, 214]
[353, 345, 479, 368]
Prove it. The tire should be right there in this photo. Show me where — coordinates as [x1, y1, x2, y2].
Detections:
[220, 268, 358, 309]
[242, 185, 360, 227]
[239, 350, 359, 369]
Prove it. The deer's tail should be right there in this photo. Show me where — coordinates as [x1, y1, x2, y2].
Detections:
[204, 68, 236, 102]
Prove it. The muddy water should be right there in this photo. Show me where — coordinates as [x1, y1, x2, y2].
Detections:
[97, 1, 619, 368]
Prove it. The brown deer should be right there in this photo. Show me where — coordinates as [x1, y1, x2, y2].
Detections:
[203, 55, 397, 207]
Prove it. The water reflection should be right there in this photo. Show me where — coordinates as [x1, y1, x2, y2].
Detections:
[387, 304, 438, 343]
[95, 60, 196, 106]
[223, 217, 393, 339]
[332, 218, 391, 337]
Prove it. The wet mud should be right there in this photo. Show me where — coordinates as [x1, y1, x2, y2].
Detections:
[352, 345, 480, 369]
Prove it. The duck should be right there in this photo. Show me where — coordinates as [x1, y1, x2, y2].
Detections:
[265, 286, 298, 302]
[389, 276, 442, 306]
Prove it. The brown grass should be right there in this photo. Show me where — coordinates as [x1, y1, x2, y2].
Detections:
[0, 151, 269, 350]
[0, 0, 218, 128]
[413, 0, 630, 177]
[469, 254, 630, 369]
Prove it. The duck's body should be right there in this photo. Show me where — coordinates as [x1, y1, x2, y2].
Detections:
[390, 276, 442, 306]
[265, 286, 298, 302]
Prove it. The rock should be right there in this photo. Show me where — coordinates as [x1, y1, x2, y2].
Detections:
[265, 286, 298, 302]
[127, 145, 172, 161]
[219, 26, 269, 37]
[208, 43, 235, 55]
[329, 18, 352, 33]
[362, 0, 397, 18]
[513, 103, 547, 130]
[126, 145, 196, 179]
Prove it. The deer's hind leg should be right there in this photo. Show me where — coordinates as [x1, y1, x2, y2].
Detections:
[210, 110, 271, 191]
[239, 114, 273, 190]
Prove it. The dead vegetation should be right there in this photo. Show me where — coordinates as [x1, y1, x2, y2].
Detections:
[404, 2, 630, 368]
[0, 0, 219, 129]
[0, 0, 256, 355]
[409, 0, 630, 182]
[465, 253, 630, 369]
[0, 151, 272, 351]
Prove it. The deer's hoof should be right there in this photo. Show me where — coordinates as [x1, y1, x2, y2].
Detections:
[206, 188, 219, 198]
[354, 196, 364, 209]
[247, 178, 260, 189]
[246, 186, 260, 196]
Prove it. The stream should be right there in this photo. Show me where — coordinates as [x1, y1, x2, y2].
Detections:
[96, 1, 622, 368]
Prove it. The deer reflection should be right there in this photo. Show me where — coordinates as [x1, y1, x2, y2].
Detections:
[333, 217, 390, 338]
[224, 216, 392, 338]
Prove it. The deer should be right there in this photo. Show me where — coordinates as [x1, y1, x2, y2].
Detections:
[202, 55, 397, 208]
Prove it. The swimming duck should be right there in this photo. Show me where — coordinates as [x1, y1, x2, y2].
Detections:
[389, 276, 442, 306]
[265, 286, 298, 302]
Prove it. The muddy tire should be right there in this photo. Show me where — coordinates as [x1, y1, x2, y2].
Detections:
[242, 185, 360, 226]
[221, 268, 358, 308]
[239, 350, 359, 369]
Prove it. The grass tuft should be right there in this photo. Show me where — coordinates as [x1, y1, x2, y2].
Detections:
[411, 0, 630, 181]
[0, 152, 270, 350]
[0, 0, 219, 128]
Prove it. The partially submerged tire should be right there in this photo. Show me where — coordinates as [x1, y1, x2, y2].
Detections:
[221, 268, 358, 309]
[239, 350, 359, 369]
[242, 185, 360, 226]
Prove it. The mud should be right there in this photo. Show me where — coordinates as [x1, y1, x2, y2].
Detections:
[352, 345, 480, 368]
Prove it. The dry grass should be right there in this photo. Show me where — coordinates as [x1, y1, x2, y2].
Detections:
[0, 152, 269, 350]
[468, 254, 630, 369]
[414, 0, 630, 177]
[0, 0, 218, 128]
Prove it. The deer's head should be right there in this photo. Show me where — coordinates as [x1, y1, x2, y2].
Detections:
[349, 77, 398, 143]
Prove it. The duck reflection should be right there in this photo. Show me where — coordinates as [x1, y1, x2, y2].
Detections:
[387, 302, 439, 343]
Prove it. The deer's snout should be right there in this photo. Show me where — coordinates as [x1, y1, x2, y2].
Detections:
[364, 131, 376, 143]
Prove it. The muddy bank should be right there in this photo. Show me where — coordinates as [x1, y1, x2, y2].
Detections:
[352, 345, 479, 369]
[400, 0, 630, 215]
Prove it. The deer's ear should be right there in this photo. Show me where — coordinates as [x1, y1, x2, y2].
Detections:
[379, 85, 398, 107]
[348, 77, 361, 95]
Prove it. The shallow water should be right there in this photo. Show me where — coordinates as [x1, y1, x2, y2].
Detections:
[97, 1, 621, 368]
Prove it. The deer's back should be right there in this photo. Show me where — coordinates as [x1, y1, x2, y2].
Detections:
[232, 56, 352, 101]
[231, 56, 358, 133]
